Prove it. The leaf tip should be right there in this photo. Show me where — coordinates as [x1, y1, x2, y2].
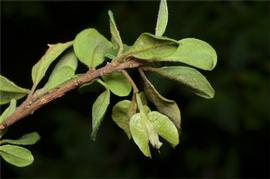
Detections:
[155, 0, 168, 37]
[90, 132, 97, 141]
[108, 9, 113, 16]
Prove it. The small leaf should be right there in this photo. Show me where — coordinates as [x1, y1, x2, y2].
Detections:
[0, 99, 16, 124]
[167, 38, 217, 70]
[141, 71, 181, 128]
[126, 33, 178, 60]
[0, 145, 34, 167]
[42, 50, 78, 91]
[0, 75, 30, 105]
[155, 0, 168, 37]
[108, 10, 123, 55]
[32, 41, 73, 86]
[129, 113, 151, 157]
[148, 111, 179, 147]
[74, 28, 112, 68]
[149, 66, 215, 98]
[112, 100, 132, 138]
[102, 71, 132, 97]
[1, 132, 40, 145]
[91, 89, 110, 140]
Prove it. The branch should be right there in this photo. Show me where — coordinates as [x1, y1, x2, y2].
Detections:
[0, 59, 145, 130]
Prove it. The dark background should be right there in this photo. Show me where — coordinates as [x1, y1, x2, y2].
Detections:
[1, 1, 270, 178]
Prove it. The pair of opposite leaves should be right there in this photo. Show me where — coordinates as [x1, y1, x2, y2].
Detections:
[0, 131, 40, 167]
[0, 99, 41, 167]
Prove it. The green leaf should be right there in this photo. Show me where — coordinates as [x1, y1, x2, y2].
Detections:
[0, 145, 34, 167]
[42, 50, 78, 91]
[143, 105, 151, 114]
[155, 0, 168, 37]
[91, 89, 110, 140]
[102, 71, 132, 97]
[149, 66, 215, 98]
[74, 28, 112, 68]
[108, 10, 123, 55]
[140, 111, 162, 150]
[1, 132, 40, 145]
[0, 93, 23, 105]
[126, 33, 178, 60]
[0, 75, 30, 94]
[141, 71, 181, 128]
[0, 99, 16, 124]
[148, 111, 179, 147]
[0, 75, 30, 105]
[135, 93, 162, 150]
[32, 41, 73, 86]
[105, 46, 118, 59]
[0, 92, 24, 105]
[112, 100, 132, 138]
[129, 113, 151, 157]
[167, 38, 217, 70]
[105, 44, 131, 60]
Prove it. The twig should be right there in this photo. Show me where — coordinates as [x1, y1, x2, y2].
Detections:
[121, 70, 139, 93]
[0, 59, 145, 130]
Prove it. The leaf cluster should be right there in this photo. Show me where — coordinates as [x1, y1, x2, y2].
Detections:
[0, 0, 217, 165]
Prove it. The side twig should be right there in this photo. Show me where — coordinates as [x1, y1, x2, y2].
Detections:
[121, 70, 139, 93]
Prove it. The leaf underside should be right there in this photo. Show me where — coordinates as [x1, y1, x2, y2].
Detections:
[0, 75, 29, 105]
[147, 111, 179, 147]
[129, 113, 151, 157]
[149, 66, 215, 98]
[42, 50, 78, 91]
[112, 100, 132, 138]
[32, 41, 73, 86]
[141, 72, 181, 128]
[91, 89, 110, 140]
[0, 99, 16, 124]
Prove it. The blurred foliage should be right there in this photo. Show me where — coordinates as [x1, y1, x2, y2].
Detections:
[1, 1, 269, 178]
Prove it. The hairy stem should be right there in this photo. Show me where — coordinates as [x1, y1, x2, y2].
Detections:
[0, 59, 145, 130]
